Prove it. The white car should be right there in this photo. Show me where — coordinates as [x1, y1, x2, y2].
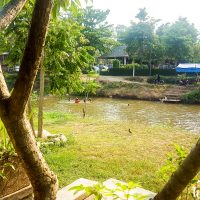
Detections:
[93, 66, 100, 73]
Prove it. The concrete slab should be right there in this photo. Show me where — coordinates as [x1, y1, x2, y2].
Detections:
[57, 178, 155, 200]
[56, 178, 97, 200]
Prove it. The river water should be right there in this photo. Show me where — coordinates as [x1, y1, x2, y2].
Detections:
[44, 97, 200, 133]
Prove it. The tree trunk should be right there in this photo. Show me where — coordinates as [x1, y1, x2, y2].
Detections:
[0, 0, 58, 199]
[154, 138, 200, 200]
[38, 53, 44, 138]
[27, 96, 35, 137]
[148, 62, 152, 76]
[0, 0, 27, 30]
[0, 107, 58, 199]
[148, 48, 152, 76]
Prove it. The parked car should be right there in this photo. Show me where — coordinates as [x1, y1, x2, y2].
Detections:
[98, 64, 108, 70]
[14, 65, 20, 72]
[93, 66, 100, 73]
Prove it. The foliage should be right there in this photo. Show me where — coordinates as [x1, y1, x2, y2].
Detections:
[157, 17, 198, 64]
[100, 68, 177, 76]
[121, 8, 162, 68]
[192, 42, 200, 63]
[52, 0, 93, 19]
[113, 59, 120, 68]
[0, 0, 10, 8]
[0, 120, 15, 180]
[100, 68, 132, 76]
[147, 76, 177, 84]
[74, 6, 117, 56]
[121, 63, 140, 69]
[135, 8, 149, 22]
[147, 75, 199, 85]
[45, 17, 94, 95]
[158, 144, 187, 182]
[0, 3, 31, 66]
[115, 25, 128, 41]
[0, 121, 15, 157]
[181, 89, 200, 104]
[82, 80, 100, 96]
[158, 144, 200, 199]
[117, 9, 199, 68]
[1, 3, 95, 96]
[70, 181, 150, 200]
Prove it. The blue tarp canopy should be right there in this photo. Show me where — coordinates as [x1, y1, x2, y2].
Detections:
[176, 63, 200, 73]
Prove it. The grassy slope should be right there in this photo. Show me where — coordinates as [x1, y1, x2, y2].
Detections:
[39, 112, 198, 192]
[96, 81, 176, 100]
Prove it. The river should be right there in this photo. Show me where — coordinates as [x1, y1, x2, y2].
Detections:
[43, 97, 200, 133]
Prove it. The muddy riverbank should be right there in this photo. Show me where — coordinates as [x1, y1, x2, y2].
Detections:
[96, 79, 198, 102]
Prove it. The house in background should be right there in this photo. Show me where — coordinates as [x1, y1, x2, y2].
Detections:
[99, 45, 130, 66]
[0, 52, 19, 72]
[0, 52, 9, 71]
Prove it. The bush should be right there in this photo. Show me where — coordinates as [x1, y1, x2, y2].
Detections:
[136, 68, 177, 76]
[100, 68, 177, 76]
[121, 63, 140, 69]
[100, 68, 132, 76]
[113, 59, 120, 68]
[147, 76, 179, 84]
[181, 89, 200, 104]
[147, 75, 199, 85]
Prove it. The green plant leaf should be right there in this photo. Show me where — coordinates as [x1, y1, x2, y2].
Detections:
[0, 0, 10, 8]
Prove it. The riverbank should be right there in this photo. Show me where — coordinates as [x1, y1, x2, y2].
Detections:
[95, 76, 198, 102]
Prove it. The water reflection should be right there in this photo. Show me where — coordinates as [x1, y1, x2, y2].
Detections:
[44, 97, 200, 133]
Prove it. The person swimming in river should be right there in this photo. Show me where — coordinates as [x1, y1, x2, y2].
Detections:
[75, 97, 80, 103]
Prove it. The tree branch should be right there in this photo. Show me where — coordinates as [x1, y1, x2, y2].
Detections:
[0, 64, 10, 99]
[0, 0, 28, 30]
[154, 139, 200, 200]
[10, 0, 53, 116]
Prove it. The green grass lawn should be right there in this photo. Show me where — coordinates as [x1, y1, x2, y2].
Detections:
[38, 111, 198, 192]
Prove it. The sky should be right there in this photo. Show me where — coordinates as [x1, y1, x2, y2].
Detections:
[81, 0, 200, 30]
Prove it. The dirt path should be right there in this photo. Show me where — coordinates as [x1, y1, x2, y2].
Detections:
[97, 76, 135, 83]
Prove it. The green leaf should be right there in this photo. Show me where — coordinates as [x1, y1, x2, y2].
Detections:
[69, 184, 84, 192]
[74, 0, 81, 6]
[0, 0, 10, 8]
[28, 0, 35, 4]
[52, 3, 59, 19]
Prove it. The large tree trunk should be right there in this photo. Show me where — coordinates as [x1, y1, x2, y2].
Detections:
[0, 108, 58, 199]
[38, 53, 44, 138]
[27, 96, 35, 137]
[0, 0, 58, 199]
[0, 0, 27, 30]
[154, 138, 200, 200]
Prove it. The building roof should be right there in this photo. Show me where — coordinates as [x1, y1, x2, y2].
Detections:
[100, 45, 129, 59]
[176, 63, 200, 73]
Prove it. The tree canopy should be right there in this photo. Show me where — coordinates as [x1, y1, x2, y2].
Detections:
[119, 8, 199, 67]
[74, 6, 117, 56]
[1, 2, 94, 95]
[158, 17, 198, 64]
